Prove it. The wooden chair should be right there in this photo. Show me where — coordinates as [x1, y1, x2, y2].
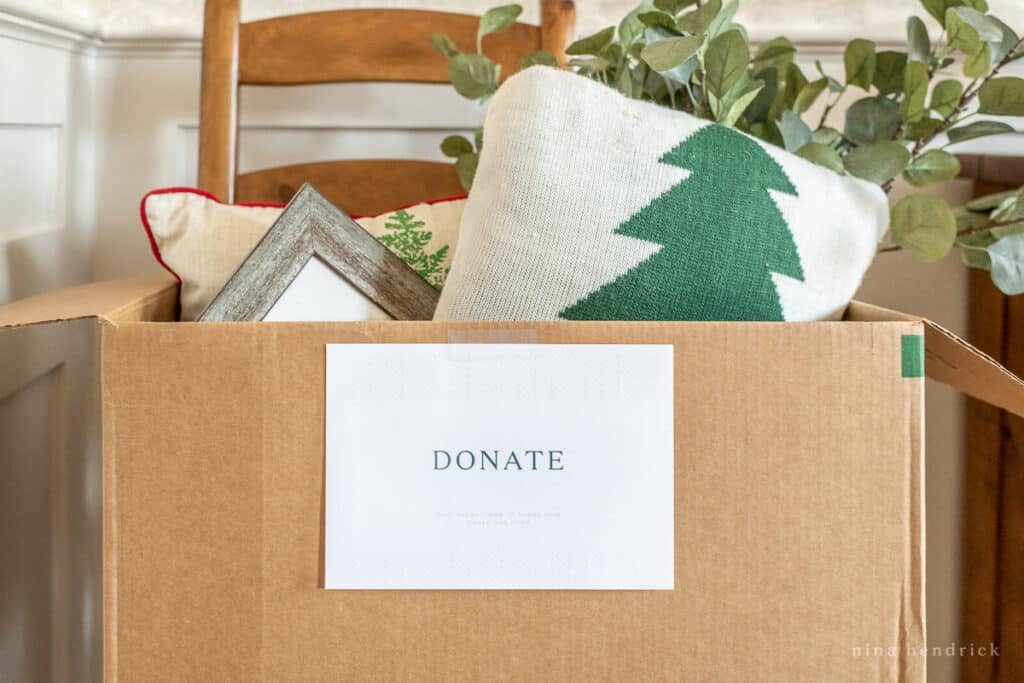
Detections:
[197, 0, 575, 215]
[957, 155, 1024, 683]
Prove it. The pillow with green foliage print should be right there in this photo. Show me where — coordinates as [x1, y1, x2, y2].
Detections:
[433, 67, 888, 322]
[142, 188, 464, 320]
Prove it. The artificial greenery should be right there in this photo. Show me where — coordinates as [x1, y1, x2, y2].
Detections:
[431, 1, 1024, 295]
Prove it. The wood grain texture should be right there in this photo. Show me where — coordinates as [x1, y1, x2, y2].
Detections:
[238, 9, 541, 85]
[200, 184, 438, 322]
[197, 0, 240, 202]
[999, 292, 1024, 682]
[541, 0, 576, 67]
[235, 159, 465, 217]
[959, 158, 1024, 683]
[962, 268, 1007, 683]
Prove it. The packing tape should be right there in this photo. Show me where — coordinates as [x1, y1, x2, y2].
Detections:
[447, 329, 539, 344]
[901, 334, 924, 378]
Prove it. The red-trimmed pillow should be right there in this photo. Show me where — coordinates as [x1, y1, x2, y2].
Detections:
[141, 188, 466, 320]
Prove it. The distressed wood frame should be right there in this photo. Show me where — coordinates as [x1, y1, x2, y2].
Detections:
[199, 183, 439, 322]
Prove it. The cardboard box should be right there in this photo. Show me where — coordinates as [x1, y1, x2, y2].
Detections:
[3, 274, 1024, 682]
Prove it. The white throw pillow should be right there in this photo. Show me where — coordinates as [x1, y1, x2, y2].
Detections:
[142, 188, 465, 320]
[434, 67, 888, 322]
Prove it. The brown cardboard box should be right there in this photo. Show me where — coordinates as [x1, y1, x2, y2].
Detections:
[3, 274, 1023, 682]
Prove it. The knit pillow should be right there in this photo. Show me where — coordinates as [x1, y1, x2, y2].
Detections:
[433, 67, 888, 322]
[142, 188, 465, 320]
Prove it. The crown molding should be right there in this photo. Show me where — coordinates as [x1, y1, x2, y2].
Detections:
[0, 1, 895, 60]
[0, 0, 201, 55]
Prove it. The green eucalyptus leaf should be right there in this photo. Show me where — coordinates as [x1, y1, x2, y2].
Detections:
[654, 0, 694, 13]
[676, 0, 721, 35]
[903, 149, 961, 186]
[644, 26, 699, 83]
[713, 72, 764, 126]
[989, 17, 1019, 63]
[780, 110, 813, 151]
[964, 42, 992, 78]
[474, 127, 484, 151]
[743, 67, 778, 124]
[478, 4, 522, 41]
[948, 120, 1017, 143]
[946, 7, 982, 54]
[993, 221, 1024, 239]
[967, 189, 1018, 211]
[447, 53, 500, 100]
[778, 62, 809, 115]
[988, 233, 1024, 294]
[753, 37, 796, 69]
[796, 142, 845, 174]
[992, 192, 1024, 221]
[615, 62, 643, 97]
[845, 96, 902, 144]
[455, 152, 478, 191]
[949, 6, 1003, 43]
[979, 77, 1024, 115]
[430, 33, 459, 58]
[844, 38, 877, 90]
[639, 11, 677, 30]
[890, 193, 958, 262]
[964, 0, 989, 11]
[907, 117, 944, 140]
[873, 51, 908, 95]
[794, 78, 828, 113]
[956, 208, 993, 233]
[641, 35, 701, 71]
[813, 127, 843, 147]
[566, 26, 616, 56]
[441, 135, 473, 158]
[619, 1, 656, 49]
[708, 0, 739, 39]
[704, 29, 749, 97]
[653, 0, 683, 12]
[961, 243, 993, 269]
[900, 61, 930, 123]
[907, 16, 931, 63]
[843, 141, 911, 183]
[520, 51, 558, 70]
[815, 60, 844, 92]
[919, 0, 949, 26]
[568, 55, 611, 74]
[930, 79, 963, 117]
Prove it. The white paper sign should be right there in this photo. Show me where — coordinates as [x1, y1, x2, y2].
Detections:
[325, 343, 674, 590]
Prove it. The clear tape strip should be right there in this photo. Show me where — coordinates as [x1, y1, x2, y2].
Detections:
[447, 329, 539, 344]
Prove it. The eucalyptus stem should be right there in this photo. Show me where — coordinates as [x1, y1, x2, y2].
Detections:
[817, 87, 845, 130]
[911, 36, 1024, 158]
[879, 37, 1024, 194]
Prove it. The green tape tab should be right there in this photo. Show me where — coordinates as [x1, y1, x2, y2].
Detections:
[901, 334, 924, 378]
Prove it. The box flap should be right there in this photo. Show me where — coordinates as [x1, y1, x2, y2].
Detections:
[847, 300, 1024, 417]
[0, 275, 178, 328]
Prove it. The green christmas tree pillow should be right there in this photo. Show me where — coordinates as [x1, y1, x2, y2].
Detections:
[433, 67, 888, 322]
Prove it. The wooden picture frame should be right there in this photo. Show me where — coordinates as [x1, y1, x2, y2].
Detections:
[199, 183, 440, 322]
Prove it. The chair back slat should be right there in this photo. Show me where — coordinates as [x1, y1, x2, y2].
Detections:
[235, 159, 465, 217]
[239, 9, 542, 86]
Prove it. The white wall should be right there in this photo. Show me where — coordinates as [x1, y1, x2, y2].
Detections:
[31, 0, 1024, 43]
[0, 6, 96, 303]
[3, 2, 1024, 682]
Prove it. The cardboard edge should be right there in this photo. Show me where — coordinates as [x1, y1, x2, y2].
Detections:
[100, 319, 119, 683]
[0, 275, 179, 329]
[847, 300, 1024, 418]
